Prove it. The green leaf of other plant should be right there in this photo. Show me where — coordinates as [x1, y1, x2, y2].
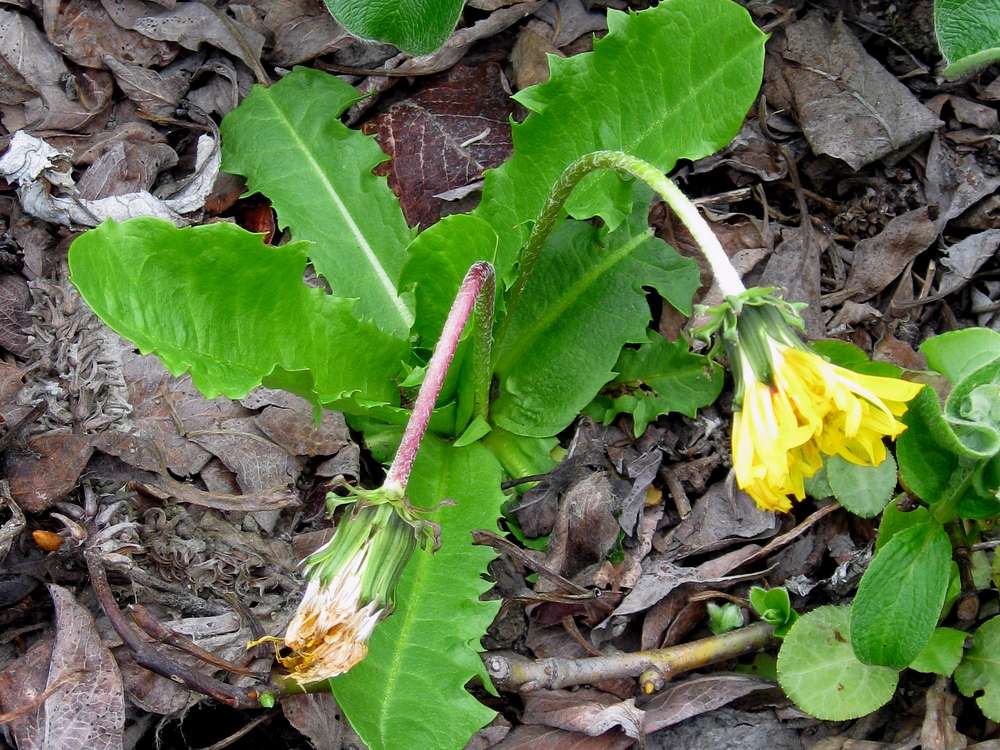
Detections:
[934, 0, 1000, 77]
[221, 67, 415, 337]
[491, 200, 699, 438]
[777, 605, 899, 721]
[322, 0, 464, 55]
[331, 436, 504, 750]
[707, 602, 744, 635]
[955, 616, 1000, 721]
[826, 453, 897, 518]
[749, 586, 798, 638]
[850, 520, 952, 669]
[909, 627, 967, 676]
[589, 335, 723, 437]
[875, 502, 931, 552]
[920, 327, 1000, 385]
[473, 0, 767, 278]
[68, 219, 407, 406]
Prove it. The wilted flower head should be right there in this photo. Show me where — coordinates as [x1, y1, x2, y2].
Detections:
[699, 289, 924, 513]
[277, 496, 420, 683]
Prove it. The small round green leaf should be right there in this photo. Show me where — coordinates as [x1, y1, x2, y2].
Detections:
[778, 606, 899, 721]
[955, 616, 1000, 721]
[826, 453, 897, 518]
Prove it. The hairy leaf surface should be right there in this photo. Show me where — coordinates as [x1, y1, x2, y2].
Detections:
[473, 0, 767, 277]
[935, 0, 1000, 77]
[322, 0, 464, 55]
[331, 436, 503, 750]
[491, 204, 699, 438]
[69, 219, 407, 405]
[222, 67, 414, 337]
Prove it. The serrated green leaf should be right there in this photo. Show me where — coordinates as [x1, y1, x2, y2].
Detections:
[473, 0, 767, 277]
[331, 437, 503, 750]
[826, 453, 897, 518]
[399, 214, 498, 347]
[955, 616, 1000, 721]
[491, 201, 699, 438]
[909, 627, 967, 676]
[850, 520, 952, 669]
[778, 605, 899, 721]
[934, 0, 1000, 77]
[221, 67, 414, 337]
[68, 219, 406, 406]
[591, 335, 723, 437]
[920, 328, 1000, 385]
[322, 0, 464, 55]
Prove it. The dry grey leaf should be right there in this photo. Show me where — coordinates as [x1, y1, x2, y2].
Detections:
[254, 400, 350, 457]
[77, 139, 179, 200]
[535, 0, 608, 47]
[642, 674, 770, 734]
[646, 706, 802, 750]
[522, 688, 644, 739]
[938, 230, 1000, 297]
[0, 483, 25, 562]
[128, 2, 265, 75]
[41, 0, 177, 69]
[0, 638, 53, 745]
[689, 121, 787, 182]
[492, 724, 634, 750]
[920, 677, 968, 750]
[845, 207, 938, 301]
[782, 13, 940, 169]
[540, 473, 621, 589]
[12, 585, 125, 750]
[103, 51, 203, 119]
[658, 479, 779, 561]
[0, 131, 220, 226]
[0, 273, 31, 355]
[0, 8, 113, 130]
[282, 692, 365, 750]
[760, 226, 825, 337]
[465, 716, 513, 750]
[233, 0, 353, 67]
[189, 417, 299, 495]
[926, 135, 1000, 225]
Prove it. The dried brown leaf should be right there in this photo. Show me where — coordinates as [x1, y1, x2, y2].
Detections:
[642, 674, 770, 733]
[6, 433, 94, 512]
[367, 62, 513, 227]
[492, 724, 634, 750]
[845, 207, 938, 301]
[254, 401, 350, 457]
[0, 273, 30, 355]
[282, 692, 363, 750]
[42, 0, 177, 69]
[782, 13, 940, 169]
[926, 135, 1000, 225]
[522, 688, 644, 738]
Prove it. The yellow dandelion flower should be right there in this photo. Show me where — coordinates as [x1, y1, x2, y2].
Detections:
[701, 290, 924, 513]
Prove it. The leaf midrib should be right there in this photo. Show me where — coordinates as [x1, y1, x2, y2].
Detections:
[257, 92, 412, 333]
[495, 229, 652, 375]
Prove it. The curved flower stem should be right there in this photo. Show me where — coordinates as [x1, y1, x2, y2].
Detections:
[498, 151, 746, 351]
[384, 261, 496, 494]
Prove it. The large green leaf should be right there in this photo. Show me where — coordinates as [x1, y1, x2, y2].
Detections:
[955, 616, 1000, 721]
[934, 0, 1000, 77]
[825, 453, 897, 519]
[920, 327, 1000, 385]
[850, 520, 952, 669]
[331, 437, 503, 750]
[473, 0, 767, 277]
[322, 0, 464, 55]
[588, 335, 723, 437]
[68, 219, 407, 405]
[221, 67, 414, 337]
[777, 605, 899, 721]
[490, 202, 699, 438]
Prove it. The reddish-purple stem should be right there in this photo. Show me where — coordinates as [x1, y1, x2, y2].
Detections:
[383, 261, 495, 493]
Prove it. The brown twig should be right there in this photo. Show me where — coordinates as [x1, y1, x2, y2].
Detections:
[128, 605, 263, 678]
[85, 544, 262, 709]
[483, 621, 775, 692]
